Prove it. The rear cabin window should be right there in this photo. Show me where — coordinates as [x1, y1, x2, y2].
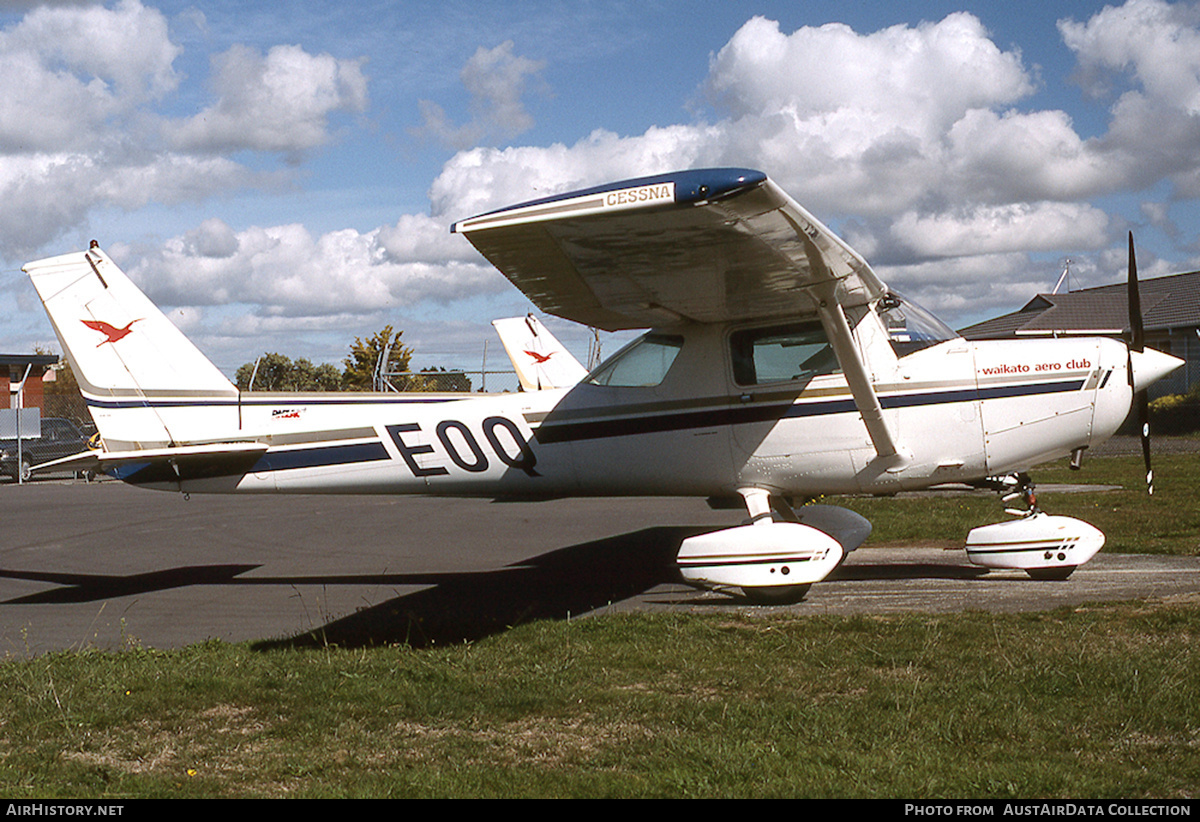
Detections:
[730, 322, 839, 386]
[585, 333, 684, 387]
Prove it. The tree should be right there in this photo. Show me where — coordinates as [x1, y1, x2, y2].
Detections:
[233, 324, 441, 393]
[38, 350, 78, 397]
[36, 348, 92, 432]
[421, 366, 472, 392]
[291, 358, 344, 391]
[236, 353, 343, 391]
[342, 325, 414, 391]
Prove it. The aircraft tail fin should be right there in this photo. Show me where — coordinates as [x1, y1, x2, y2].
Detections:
[492, 315, 588, 391]
[23, 245, 238, 450]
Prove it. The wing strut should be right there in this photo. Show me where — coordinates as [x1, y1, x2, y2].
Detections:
[816, 299, 904, 464]
[799, 226, 905, 466]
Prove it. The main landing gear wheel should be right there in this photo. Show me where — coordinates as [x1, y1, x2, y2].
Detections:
[741, 584, 812, 604]
[1026, 567, 1076, 581]
[677, 490, 872, 604]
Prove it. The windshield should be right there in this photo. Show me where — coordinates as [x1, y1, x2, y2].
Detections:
[876, 292, 959, 357]
[585, 332, 684, 387]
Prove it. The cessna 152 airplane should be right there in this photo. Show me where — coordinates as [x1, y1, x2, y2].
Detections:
[24, 168, 1183, 602]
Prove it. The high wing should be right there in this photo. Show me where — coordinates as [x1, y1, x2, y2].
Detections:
[451, 168, 886, 331]
[454, 167, 902, 461]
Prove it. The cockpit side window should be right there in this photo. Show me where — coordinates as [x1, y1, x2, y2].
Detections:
[876, 292, 959, 357]
[585, 332, 684, 387]
[730, 321, 839, 386]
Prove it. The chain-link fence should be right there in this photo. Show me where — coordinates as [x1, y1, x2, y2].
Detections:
[41, 392, 94, 436]
[379, 370, 521, 394]
[1, 403, 94, 483]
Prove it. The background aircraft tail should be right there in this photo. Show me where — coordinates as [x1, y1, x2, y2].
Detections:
[24, 245, 238, 450]
[492, 315, 588, 390]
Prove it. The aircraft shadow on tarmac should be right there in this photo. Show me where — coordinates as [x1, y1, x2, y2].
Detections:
[255, 534, 990, 650]
[1, 527, 988, 650]
[0, 526, 704, 648]
[255, 526, 706, 651]
[253, 532, 989, 650]
[0, 565, 264, 604]
[828, 563, 989, 582]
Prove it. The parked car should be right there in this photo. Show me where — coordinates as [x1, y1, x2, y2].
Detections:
[1, 417, 91, 482]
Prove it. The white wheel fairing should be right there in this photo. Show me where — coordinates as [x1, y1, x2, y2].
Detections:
[677, 521, 844, 594]
[965, 513, 1104, 574]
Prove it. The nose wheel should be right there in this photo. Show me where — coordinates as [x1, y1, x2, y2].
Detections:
[965, 473, 1104, 579]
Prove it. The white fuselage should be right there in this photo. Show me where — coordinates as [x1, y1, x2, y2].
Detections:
[24, 227, 1154, 507]
[115, 316, 1135, 500]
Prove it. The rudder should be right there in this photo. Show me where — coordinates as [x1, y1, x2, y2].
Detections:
[24, 245, 237, 450]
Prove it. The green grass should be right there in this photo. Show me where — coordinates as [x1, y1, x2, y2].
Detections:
[2, 452, 1199, 798]
[842, 453, 1200, 556]
[2, 607, 1199, 798]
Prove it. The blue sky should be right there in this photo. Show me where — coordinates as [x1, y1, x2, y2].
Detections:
[2, 0, 1199, 377]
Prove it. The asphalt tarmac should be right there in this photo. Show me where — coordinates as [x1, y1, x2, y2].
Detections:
[3, 478, 1199, 656]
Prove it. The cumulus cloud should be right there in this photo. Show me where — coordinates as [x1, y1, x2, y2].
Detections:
[0, 151, 262, 257]
[413, 41, 545, 150]
[166, 43, 368, 160]
[705, 14, 1032, 137]
[880, 252, 1044, 310]
[12, 1, 1200, 362]
[0, 0, 179, 152]
[890, 203, 1110, 259]
[0, 0, 370, 258]
[1061, 0, 1200, 112]
[1059, 0, 1200, 195]
[426, 12, 1054, 224]
[427, 124, 723, 220]
[420, 2, 1200, 325]
[126, 215, 505, 317]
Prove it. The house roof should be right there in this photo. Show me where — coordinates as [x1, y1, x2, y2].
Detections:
[0, 354, 58, 368]
[959, 270, 1200, 339]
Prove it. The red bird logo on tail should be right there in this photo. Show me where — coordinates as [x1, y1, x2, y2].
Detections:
[524, 350, 554, 364]
[82, 319, 141, 346]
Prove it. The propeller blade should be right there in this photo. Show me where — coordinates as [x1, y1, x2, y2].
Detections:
[1127, 231, 1144, 353]
[1139, 390, 1153, 495]
[1127, 232, 1153, 494]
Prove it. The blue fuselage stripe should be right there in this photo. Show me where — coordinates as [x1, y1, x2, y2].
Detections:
[100, 378, 1088, 475]
[250, 442, 390, 472]
[83, 396, 459, 410]
[119, 441, 391, 484]
[535, 379, 1086, 444]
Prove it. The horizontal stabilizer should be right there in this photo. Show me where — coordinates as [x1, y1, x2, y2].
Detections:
[34, 441, 269, 476]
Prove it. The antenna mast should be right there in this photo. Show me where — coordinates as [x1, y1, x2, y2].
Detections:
[1052, 259, 1072, 294]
